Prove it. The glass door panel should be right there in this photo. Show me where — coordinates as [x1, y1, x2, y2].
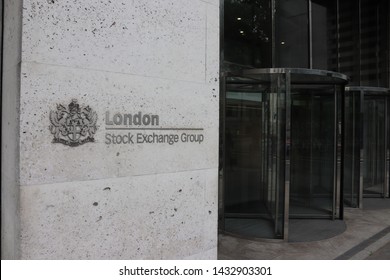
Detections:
[223, 76, 286, 239]
[343, 89, 363, 208]
[388, 97, 390, 198]
[224, 83, 276, 238]
[363, 96, 387, 197]
[290, 85, 335, 218]
[224, 90, 264, 215]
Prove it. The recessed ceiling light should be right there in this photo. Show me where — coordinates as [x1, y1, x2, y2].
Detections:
[240, 30, 244, 34]
[281, 41, 285, 45]
[237, 17, 242, 20]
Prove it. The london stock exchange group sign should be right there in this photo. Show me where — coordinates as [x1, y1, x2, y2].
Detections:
[49, 99, 205, 147]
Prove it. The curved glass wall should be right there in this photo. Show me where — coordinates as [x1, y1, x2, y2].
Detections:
[221, 68, 347, 240]
[344, 87, 390, 207]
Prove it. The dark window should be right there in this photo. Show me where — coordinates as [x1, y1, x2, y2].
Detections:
[311, 0, 337, 71]
[224, 0, 272, 70]
[275, 0, 309, 68]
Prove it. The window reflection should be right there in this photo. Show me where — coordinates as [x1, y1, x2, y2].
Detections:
[311, 0, 337, 71]
[275, 0, 309, 68]
[223, 0, 389, 88]
[224, 0, 272, 69]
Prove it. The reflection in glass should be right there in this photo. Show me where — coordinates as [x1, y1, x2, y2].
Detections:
[343, 89, 363, 208]
[311, 0, 337, 71]
[360, 0, 389, 87]
[343, 88, 389, 206]
[224, 78, 286, 239]
[224, 90, 264, 215]
[338, 0, 360, 85]
[338, 0, 389, 87]
[222, 69, 346, 240]
[275, 0, 308, 68]
[224, 0, 272, 69]
[223, 0, 389, 89]
[363, 96, 386, 196]
[290, 86, 335, 217]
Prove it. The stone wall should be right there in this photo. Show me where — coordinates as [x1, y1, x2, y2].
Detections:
[5, 0, 219, 259]
[1, 0, 22, 260]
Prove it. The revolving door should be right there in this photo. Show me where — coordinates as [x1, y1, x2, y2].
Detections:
[220, 68, 347, 240]
[344, 87, 390, 208]
[364, 90, 390, 198]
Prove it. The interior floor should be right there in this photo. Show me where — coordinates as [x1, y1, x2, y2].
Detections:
[289, 196, 333, 217]
[224, 218, 276, 239]
[288, 219, 346, 242]
[363, 198, 390, 210]
[363, 184, 386, 196]
[223, 217, 347, 242]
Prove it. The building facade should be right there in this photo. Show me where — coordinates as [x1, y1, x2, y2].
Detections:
[1, 0, 389, 259]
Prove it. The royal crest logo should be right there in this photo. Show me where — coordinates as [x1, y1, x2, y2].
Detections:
[49, 99, 98, 147]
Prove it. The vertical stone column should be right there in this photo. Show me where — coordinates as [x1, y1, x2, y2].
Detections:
[1, 0, 23, 259]
[15, 0, 219, 259]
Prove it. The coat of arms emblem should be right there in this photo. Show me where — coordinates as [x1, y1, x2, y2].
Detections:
[49, 99, 98, 146]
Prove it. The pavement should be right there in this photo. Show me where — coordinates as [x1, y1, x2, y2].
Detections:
[218, 199, 390, 260]
[365, 242, 390, 260]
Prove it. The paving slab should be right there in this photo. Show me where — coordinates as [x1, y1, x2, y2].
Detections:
[365, 242, 390, 260]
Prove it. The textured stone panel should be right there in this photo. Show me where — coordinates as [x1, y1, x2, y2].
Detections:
[20, 169, 218, 259]
[20, 62, 219, 186]
[1, 0, 23, 260]
[203, 167, 219, 249]
[200, 0, 220, 6]
[22, 0, 207, 83]
[19, 0, 220, 261]
[206, 4, 220, 85]
[183, 247, 217, 260]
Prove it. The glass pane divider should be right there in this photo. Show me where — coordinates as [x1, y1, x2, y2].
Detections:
[359, 89, 364, 208]
[283, 71, 291, 241]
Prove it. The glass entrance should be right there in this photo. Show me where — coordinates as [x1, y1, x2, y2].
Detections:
[363, 93, 389, 197]
[289, 86, 337, 218]
[343, 88, 363, 208]
[220, 68, 347, 240]
[343, 87, 390, 207]
[222, 75, 286, 239]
